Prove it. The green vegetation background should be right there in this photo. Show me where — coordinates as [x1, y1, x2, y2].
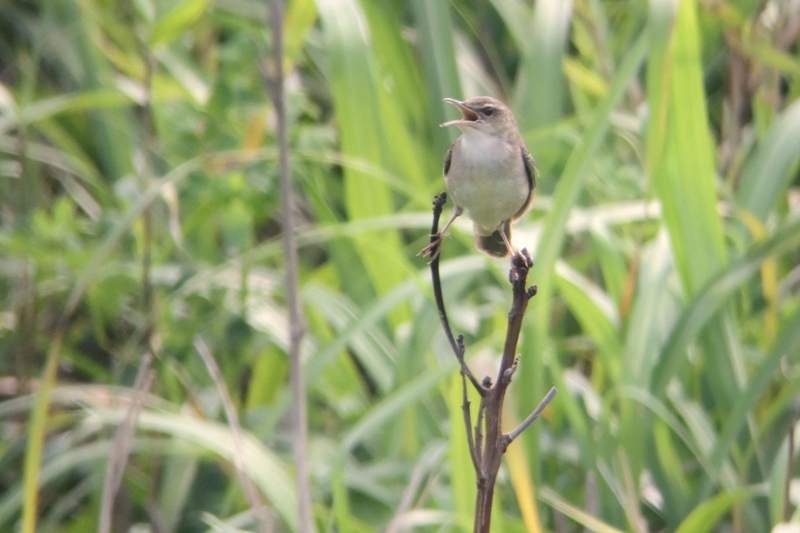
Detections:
[1, 0, 799, 531]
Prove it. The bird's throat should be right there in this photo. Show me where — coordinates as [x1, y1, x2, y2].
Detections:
[458, 128, 511, 168]
[456, 129, 509, 165]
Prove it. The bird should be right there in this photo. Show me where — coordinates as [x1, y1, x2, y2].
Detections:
[420, 96, 537, 259]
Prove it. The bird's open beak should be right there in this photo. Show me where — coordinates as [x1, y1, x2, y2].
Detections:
[440, 98, 479, 128]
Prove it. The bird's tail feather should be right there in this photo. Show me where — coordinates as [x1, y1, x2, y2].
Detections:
[475, 221, 510, 258]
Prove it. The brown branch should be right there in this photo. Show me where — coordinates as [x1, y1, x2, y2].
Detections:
[195, 337, 271, 533]
[504, 387, 557, 447]
[428, 193, 486, 396]
[265, 1, 314, 531]
[784, 415, 796, 522]
[461, 370, 481, 473]
[99, 353, 155, 533]
[475, 396, 486, 465]
[139, 45, 156, 346]
[425, 196, 557, 533]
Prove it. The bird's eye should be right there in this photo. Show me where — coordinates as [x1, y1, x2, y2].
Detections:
[481, 106, 495, 116]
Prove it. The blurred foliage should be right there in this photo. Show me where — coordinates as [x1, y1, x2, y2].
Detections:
[1, 0, 799, 531]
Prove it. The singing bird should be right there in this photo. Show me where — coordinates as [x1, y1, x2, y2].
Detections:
[421, 96, 537, 259]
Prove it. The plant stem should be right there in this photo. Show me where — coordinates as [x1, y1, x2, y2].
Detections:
[267, 1, 314, 531]
[425, 196, 556, 533]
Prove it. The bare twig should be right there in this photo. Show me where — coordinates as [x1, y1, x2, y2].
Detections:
[140, 45, 156, 346]
[99, 42, 163, 533]
[265, 1, 314, 532]
[386, 445, 448, 533]
[504, 387, 557, 446]
[144, 499, 170, 533]
[98, 353, 155, 533]
[428, 193, 486, 396]
[784, 414, 796, 522]
[461, 371, 481, 473]
[475, 396, 486, 464]
[425, 195, 557, 533]
[473, 251, 536, 533]
[195, 337, 271, 533]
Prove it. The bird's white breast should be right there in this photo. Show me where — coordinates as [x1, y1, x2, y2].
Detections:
[445, 130, 528, 235]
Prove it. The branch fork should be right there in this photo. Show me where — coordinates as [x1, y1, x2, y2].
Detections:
[425, 192, 556, 533]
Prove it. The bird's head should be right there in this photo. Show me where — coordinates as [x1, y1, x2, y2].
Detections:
[441, 96, 518, 139]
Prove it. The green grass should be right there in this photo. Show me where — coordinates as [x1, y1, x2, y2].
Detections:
[1, 0, 799, 531]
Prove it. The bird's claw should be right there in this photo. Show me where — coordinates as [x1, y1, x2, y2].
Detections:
[511, 248, 532, 267]
[508, 248, 533, 283]
[418, 233, 444, 263]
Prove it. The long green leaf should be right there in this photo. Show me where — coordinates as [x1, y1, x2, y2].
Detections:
[521, 29, 648, 465]
[70, 0, 132, 182]
[340, 361, 455, 454]
[538, 487, 626, 533]
[554, 260, 622, 379]
[618, 231, 680, 482]
[16, 90, 132, 125]
[736, 99, 800, 221]
[647, 0, 726, 293]
[314, 0, 412, 325]
[100, 410, 299, 531]
[512, 0, 573, 130]
[21, 334, 63, 533]
[646, 0, 744, 411]
[149, 0, 211, 46]
[621, 230, 679, 386]
[674, 489, 754, 533]
[411, 0, 462, 160]
[704, 306, 800, 486]
[304, 283, 396, 394]
[359, 0, 431, 193]
[651, 213, 800, 394]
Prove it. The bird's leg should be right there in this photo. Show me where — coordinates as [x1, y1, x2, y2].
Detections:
[499, 226, 516, 258]
[419, 206, 462, 261]
[438, 207, 462, 236]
